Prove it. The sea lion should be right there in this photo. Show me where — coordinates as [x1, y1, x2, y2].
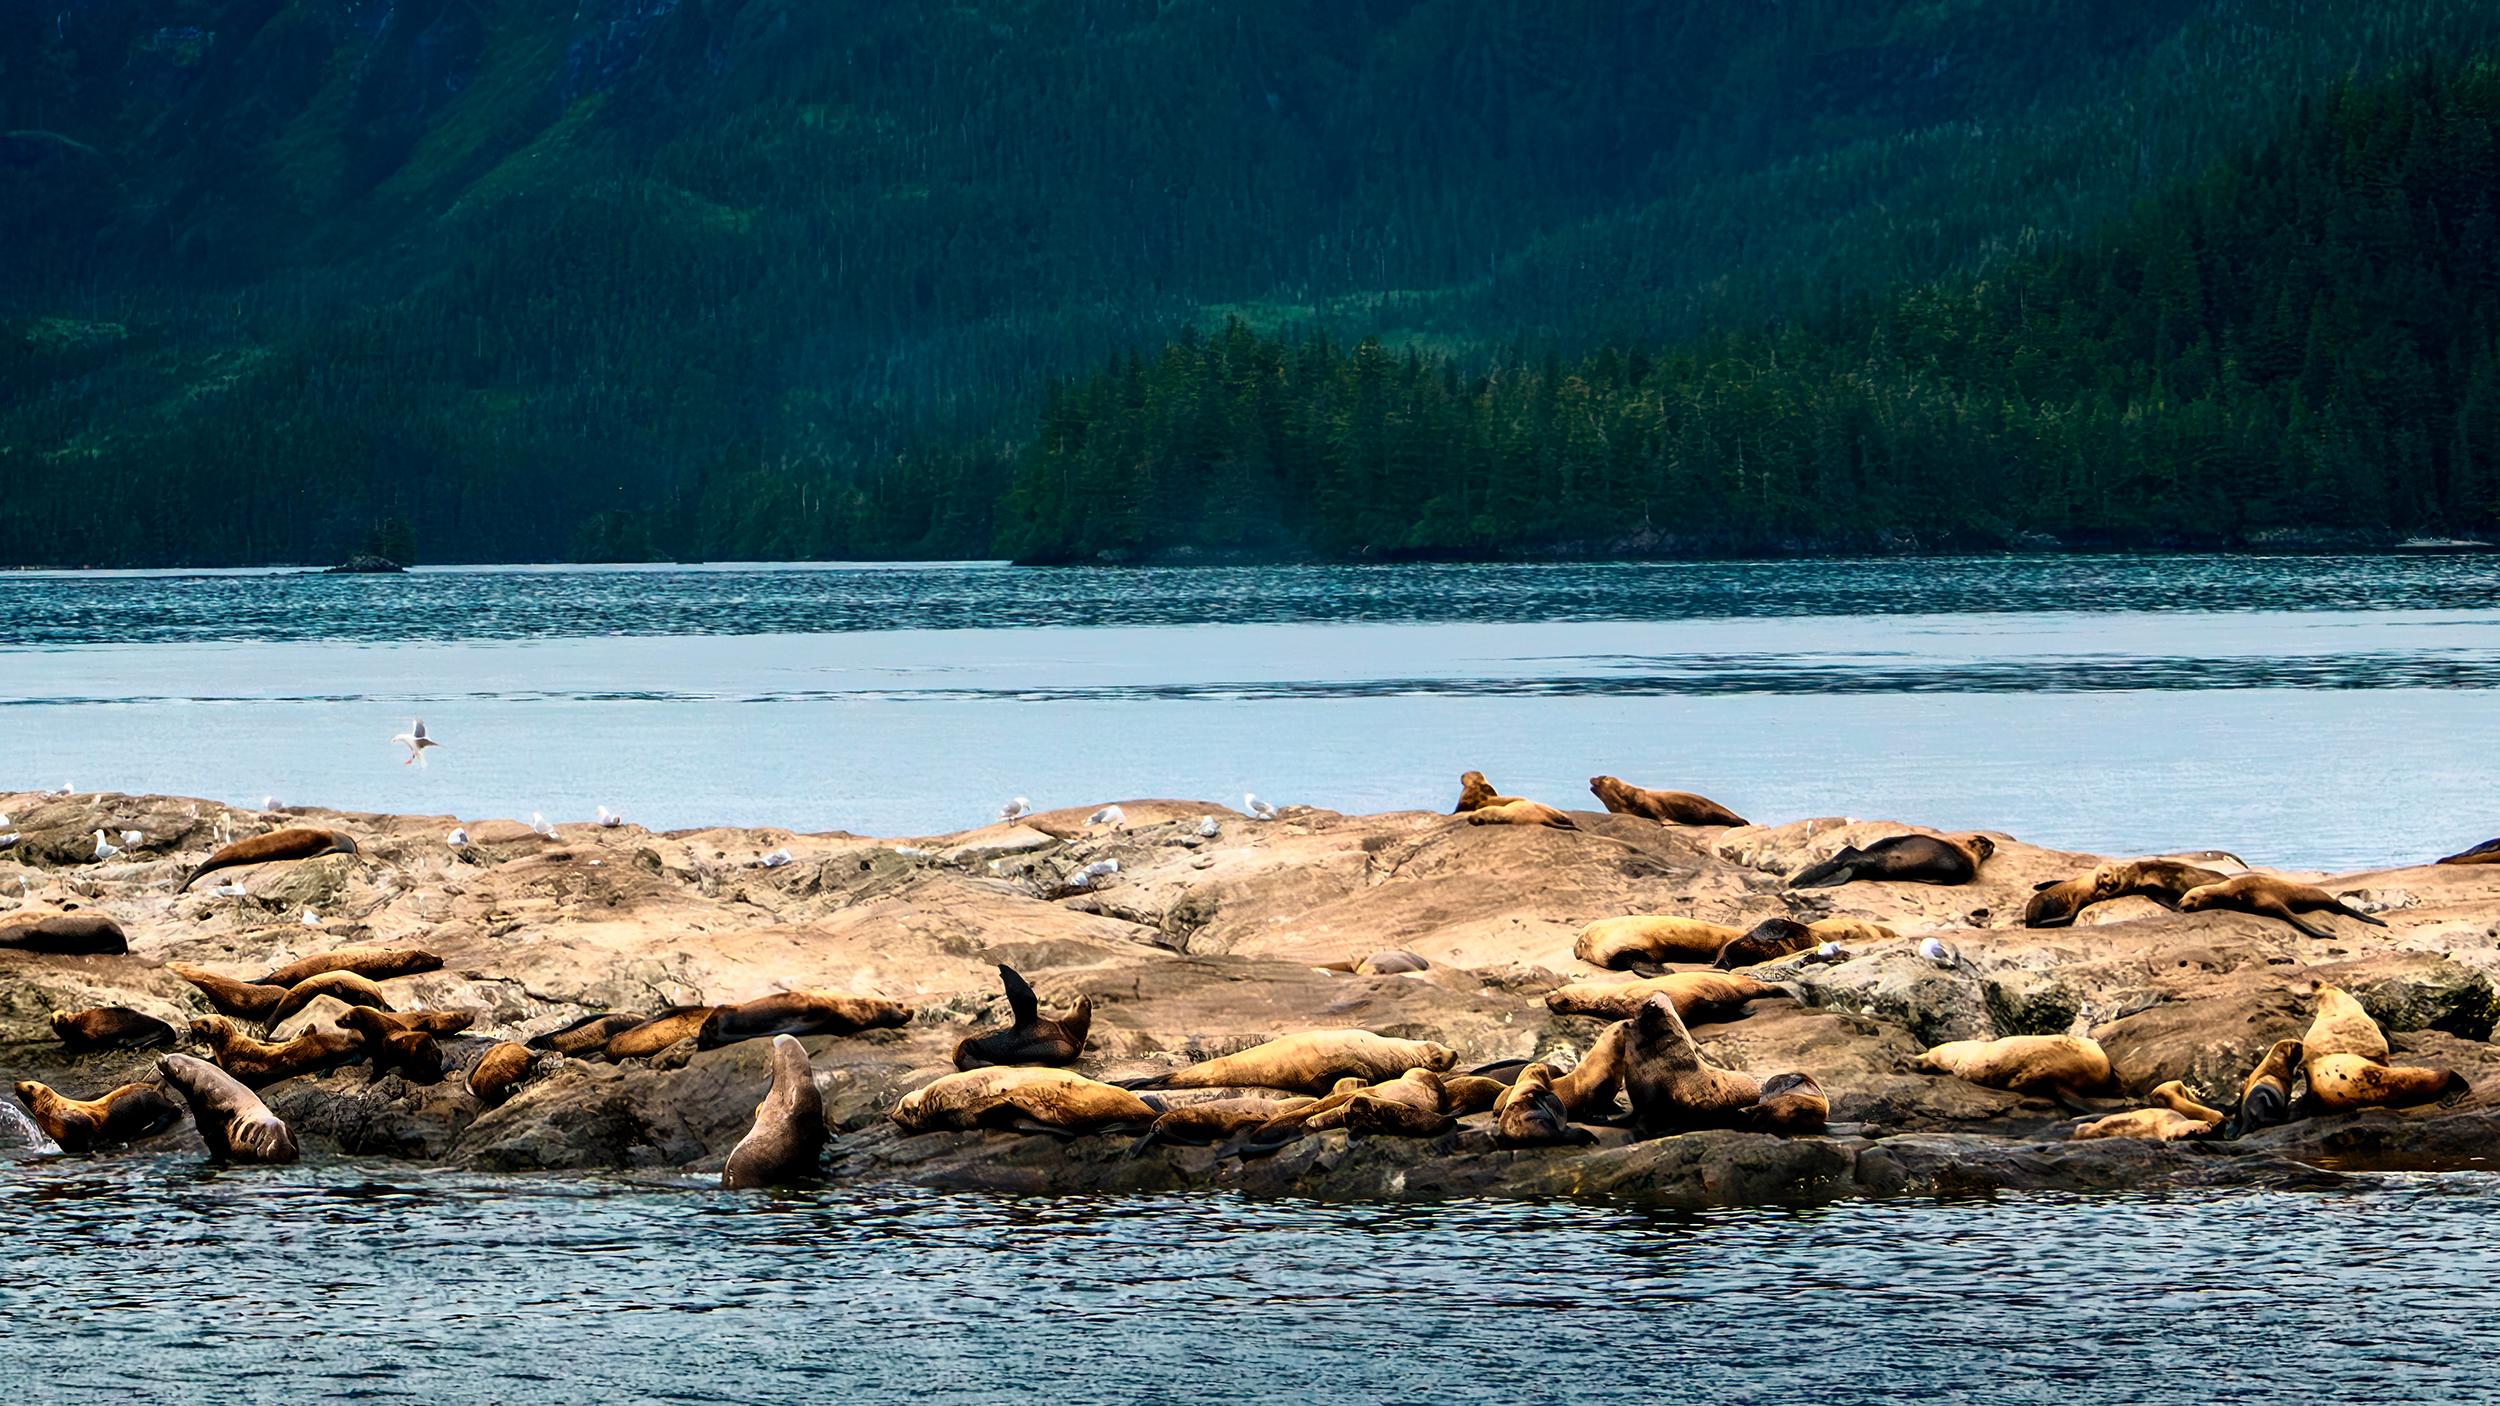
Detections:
[1549, 1023, 1631, 1118]
[2434, 836, 2500, 865]
[1316, 949, 1431, 975]
[50, 1007, 177, 1053]
[1122, 1030, 1458, 1094]
[2302, 1053, 2467, 1112]
[253, 946, 443, 988]
[165, 963, 287, 1021]
[1621, 993, 1767, 1136]
[156, 1053, 298, 1164]
[1917, 1035, 2113, 1099]
[1438, 1073, 1511, 1115]
[1453, 771, 1527, 813]
[0, 911, 127, 954]
[1587, 775, 1748, 827]
[187, 1016, 363, 1088]
[1737, 1071, 1830, 1135]
[698, 991, 913, 1050]
[1493, 1064, 1595, 1147]
[953, 964, 1091, 1069]
[2301, 984, 2389, 1063]
[2175, 874, 2388, 938]
[1464, 800, 1578, 830]
[1128, 1096, 1315, 1153]
[1713, 916, 1898, 970]
[11, 1079, 183, 1154]
[2072, 1080, 2226, 1141]
[1337, 1068, 1456, 1137]
[268, 971, 394, 1026]
[891, 1067, 1158, 1136]
[2236, 1038, 2306, 1131]
[1789, 833, 1993, 888]
[1225, 1078, 1374, 1152]
[2024, 859, 2229, 928]
[530, 1012, 648, 1056]
[722, 1035, 827, 1189]
[600, 1006, 719, 1060]
[339, 1006, 444, 1083]
[177, 826, 360, 892]
[353, 1008, 475, 1038]
[469, 1042, 537, 1107]
[1543, 970, 1776, 1024]
[1573, 916, 1745, 970]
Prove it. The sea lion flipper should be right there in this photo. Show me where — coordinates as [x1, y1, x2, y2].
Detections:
[995, 964, 1040, 1025]
[1467, 1058, 1531, 1082]
[2335, 903, 2389, 928]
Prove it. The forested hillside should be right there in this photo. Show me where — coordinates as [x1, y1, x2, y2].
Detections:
[4, 1, 2498, 565]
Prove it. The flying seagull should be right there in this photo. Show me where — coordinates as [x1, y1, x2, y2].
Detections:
[393, 718, 440, 767]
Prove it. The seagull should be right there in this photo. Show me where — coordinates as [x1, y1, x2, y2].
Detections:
[392, 718, 440, 767]
[90, 830, 121, 862]
[754, 848, 793, 869]
[596, 806, 624, 829]
[447, 827, 469, 847]
[1000, 797, 1031, 823]
[263, 796, 278, 811]
[1244, 793, 1279, 821]
[893, 845, 930, 860]
[1088, 804, 1126, 830]
[1068, 859, 1120, 889]
[1918, 937, 1963, 970]
[1799, 941, 1849, 965]
[120, 829, 143, 848]
[301, 909, 322, 927]
[58, 782, 73, 796]
[0, 833, 18, 851]
[212, 880, 247, 900]
[530, 812, 557, 838]
[1196, 815, 1220, 838]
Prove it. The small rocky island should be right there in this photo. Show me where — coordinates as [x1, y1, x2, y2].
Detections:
[5, 788, 2495, 1204]
[321, 555, 406, 574]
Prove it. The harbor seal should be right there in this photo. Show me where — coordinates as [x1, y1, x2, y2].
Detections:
[953, 964, 1091, 1069]
[1573, 916, 1744, 969]
[2023, 859, 2228, 928]
[166, 963, 287, 1021]
[1587, 775, 1749, 827]
[1790, 833, 1993, 888]
[2235, 1038, 2306, 1131]
[187, 1016, 363, 1087]
[1543, 970, 1776, 1023]
[1452, 771, 1528, 813]
[2175, 874, 2387, 938]
[891, 1067, 1158, 1136]
[2071, 1080, 2226, 1141]
[1493, 1063, 1595, 1147]
[1917, 1035, 2113, 1099]
[156, 1053, 298, 1164]
[600, 1006, 718, 1060]
[1122, 1030, 1457, 1094]
[178, 827, 360, 892]
[723, 1035, 827, 1189]
[697, 991, 913, 1050]
[50, 1006, 177, 1052]
[2302, 1053, 2467, 1112]
[1463, 799, 1578, 830]
[468, 1042, 537, 1107]
[268, 971, 394, 1026]
[254, 946, 442, 988]
[1621, 993, 1769, 1135]
[0, 910, 127, 954]
[11, 1079, 183, 1154]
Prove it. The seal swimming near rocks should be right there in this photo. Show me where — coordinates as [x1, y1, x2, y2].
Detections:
[953, 965, 1091, 1069]
[1621, 994, 1772, 1136]
[1463, 799, 1578, 830]
[339, 1007, 444, 1084]
[253, 946, 442, 988]
[1452, 771, 1528, 813]
[1493, 1063, 1595, 1147]
[268, 971, 394, 1026]
[1120, 1030, 1457, 1094]
[698, 991, 913, 1050]
[2071, 1080, 2226, 1141]
[2235, 1038, 2306, 1132]
[891, 1067, 1158, 1136]
[156, 1053, 298, 1164]
[1573, 916, 1745, 970]
[0, 910, 127, 954]
[468, 1042, 537, 1106]
[187, 1016, 363, 1088]
[1587, 775, 1749, 827]
[2023, 859, 2228, 928]
[11, 1079, 183, 1154]
[1917, 1035, 2113, 1101]
[177, 827, 360, 892]
[50, 1007, 177, 1053]
[2175, 874, 2387, 938]
[166, 963, 288, 1020]
[1789, 833, 1993, 888]
[723, 1035, 827, 1189]
[1543, 970, 1777, 1024]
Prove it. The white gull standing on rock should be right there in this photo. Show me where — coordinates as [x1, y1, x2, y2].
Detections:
[1243, 794, 1279, 821]
[447, 827, 469, 847]
[596, 807, 624, 829]
[1000, 797, 1031, 823]
[1088, 805, 1127, 830]
[90, 830, 121, 862]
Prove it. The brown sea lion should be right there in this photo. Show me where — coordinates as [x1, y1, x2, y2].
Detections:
[698, 991, 913, 1050]
[1453, 771, 1527, 813]
[1622, 994, 1767, 1136]
[1544, 970, 1777, 1023]
[1587, 775, 1749, 827]
[1573, 916, 1744, 970]
[339, 1007, 443, 1083]
[530, 1012, 649, 1056]
[469, 1042, 537, 1107]
[353, 1008, 474, 1038]
[2434, 836, 2500, 865]
[891, 1067, 1158, 1136]
[723, 1035, 827, 1189]
[178, 827, 360, 892]
[1790, 833, 1993, 888]
[1464, 799, 1578, 830]
[1739, 1072, 1832, 1135]
[2303, 1053, 2467, 1112]
[1128, 1096, 1315, 1153]
[1123, 1030, 1458, 1094]
[1438, 1073, 1511, 1115]
[156, 1053, 298, 1164]
[953, 964, 1091, 1069]
[1713, 916, 1898, 971]
[2301, 984, 2389, 1064]
[0, 910, 128, 955]
[1316, 949, 1431, 975]
[1493, 1064, 1595, 1148]
[253, 946, 443, 988]
[1337, 1068, 1456, 1137]
[11, 1079, 183, 1154]
[1549, 1023, 1631, 1118]
[2072, 1080, 2226, 1141]
[2175, 874, 2387, 938]
[268, 971, 394, 1026]
[187, 1016, 362, 1088]
[1917, 1035, 2113, 1099]
[600, 1006, 719, 1060]
[2236, 1038, 2306, 1131]
[50, 1007, 177, 1053]
[166, 963, 288, 1021]
[2024, 859, 2229, 928]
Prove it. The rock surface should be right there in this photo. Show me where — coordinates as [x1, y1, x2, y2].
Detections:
[5, 791, 2496, 1206]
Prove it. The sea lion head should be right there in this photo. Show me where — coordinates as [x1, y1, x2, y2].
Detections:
[188, 1015, 232, 1042]
[11, 1081, 41, 1112]
[2024, 876, 2090, 928]
[1456, 771, 1498, 809]
[1757, 1071, 1820, 1100]
[2175, 886, 2218, 914]
[1960, 834, 1997, 862]
[329, 834, 362, 857]
[46, 1011, 73, 1037]
[1420, 1042, 1458, 1072]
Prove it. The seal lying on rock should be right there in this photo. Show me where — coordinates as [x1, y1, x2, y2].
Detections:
[1315, 949, 1430, 975]
[468, 1042, 537, 1107]
[2175, 874, 2387, 938]
[177, 826, 359, 892]
[2302, 984, 2388, 1063]
[2302, 1054, 2467, 1112]
[1543, 970, 1778, 1023]
[269, 971, 394, 1026]
[1128, 1096, 1315, 1153]
[2023, 859, 2229, 928]
[1336, 1069, 1456, 1137]
[529, 1013, 649, 1057]
[253, 946, 442, 988]
[2236, 1038, 2305, 1131]
[11, 1079, 182, 1154]
[157, 1053, 298, 1164]
[166, 963, 288, 1021]
[0, 910, 126, 954]
[2071, 1080, 2225, 1141]
[1918, 1035, 2113, 1101]
[1121, 1030, 1457, 1094]
[2434, 836, 2500, 865]
[1574, 916, 1744, 969]
[1494, 1064, 1596, 1147]
[51, 1007, 177, 1052]
[1587, 775, 1749, 827]
[723, 1036, 827, 1189]
[953, 964, 1091, 1069]
[892, 1067, 1158, 1136]
[340, 1007, 444, 1084]
[1463, 800, 1578, 830]
[697, 991, 913, 1050]
[601, 1007, 720, 1060]
[1789, 834, 1993, 888]
[1738, 1072, 1830, 1135]
[188, 1016, 363, 1087]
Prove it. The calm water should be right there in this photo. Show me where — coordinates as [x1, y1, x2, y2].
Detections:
[3, 555, 2498, 867]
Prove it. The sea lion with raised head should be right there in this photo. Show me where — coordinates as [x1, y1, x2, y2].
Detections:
[2072, 1080, 2227, 1141]
[268, 971, 394, 1026]
[1621, 994, 1769, 1136]
[529, 1012, 649, 1056]
[1464, 800, 1578, 830]
[1337, 1068, 1456, 1137]
[1544, 970, 1777, 1024]
[1549, 1023, 1631, 1118]
[1121, 1030, 1458, 1094]
[600, 1006, 719, 1060]
[953, 964, 1091, 1070]
[1789, 833, 1993, 888]
[254, 946, 443, 988]
[891, 1067, 1159, 1136]
[1588, 776, 1748, 827]
[2236, 1038, 2306, 1132]
[2175, 874, 2387, 938]
[2024, 859, 2229, 928]
[50, 1007, 177, 1053]
[156, 1053, 298, 1164]
[0, 911, 127, 955]
[188, 1016, 363, 1088]
[11, 1079, 183, 1154]
[698, 991, 913, 1050]
[1453, 771, 1527, 813]
[2301, 984, 2389, 1063]
[1917, 1035, 2113, 1100]
[166, 963, 288, 1021]
[339, 1006, 443, 1083]
[468, 1042, 537, 1106]
[1493, 1064, 1596, 1148]
[178, 827, 360, 892]
[2302, 1054, 2467, 1113]
[1573, 916, 1745, 970]
[1738, 1072, 1832, 1135]
[722, 1035, 827, 1189]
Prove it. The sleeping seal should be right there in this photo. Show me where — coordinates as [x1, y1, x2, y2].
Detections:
[0, 911, 127, 955]
[50, 1007, 177, 1053]
[1918, 1035, 2113, 1100]
[178, 827, 360, 892]
[1463, 800, 1578, 830]
[166, 963, 288, 1021]
[187, 1016, 363, 1087]
[2175, 874, 2387, 938]
[2235, 1038, 2305, 1132]
[697, 991, 912, 1050]
[1493, 1063, 1595, 1147]
[1121, 1030, 1457, 1094]
[891, 1067, 1157, 1136]
[953, 964, 1091, 1069]
[157, 1053, 298, 1164]
[254, 946, 442, 987]
[468, 1042, 538, 1107]
[1573, 916, 1744, 970]
[723, 1035, 827, 1189]
[2071, 1080, 2226, 1141]
[1543, 970, 1776, 1024]
[2023, 859, 2227, 928]
[1789, 833, 1993, 888]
